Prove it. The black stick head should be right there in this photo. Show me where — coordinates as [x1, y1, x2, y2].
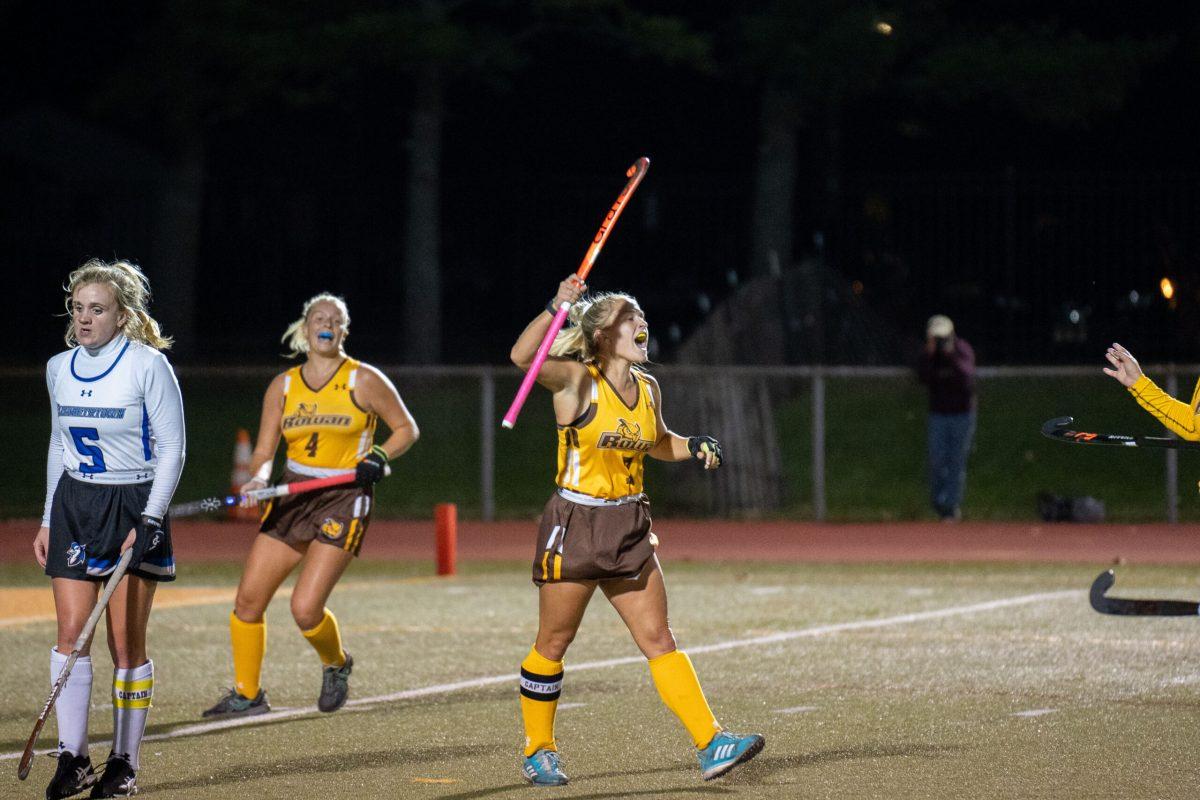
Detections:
[1041, 417, 1074, 437]
[1089, 568, 1113, 614]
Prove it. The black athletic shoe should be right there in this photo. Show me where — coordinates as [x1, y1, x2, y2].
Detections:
[318, 652, 353, 712]
[45, 752, 95, 800]
[89, 753, 136, 798]
[201, 687, 270, 719]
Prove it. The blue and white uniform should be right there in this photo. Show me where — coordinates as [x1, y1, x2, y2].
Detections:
[42, 333, 185, 581]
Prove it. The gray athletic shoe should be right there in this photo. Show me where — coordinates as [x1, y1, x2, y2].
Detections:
[318, 652, 353, 712]
[201, 688, 270, 719]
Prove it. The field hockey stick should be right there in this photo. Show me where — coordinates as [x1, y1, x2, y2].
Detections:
[168, 464, 391, 518]
[1041, 416, 1200, 451]
[502, 156, 650, 429]
[18, 548, 135, 780]
[1089, 569, 1199, 616]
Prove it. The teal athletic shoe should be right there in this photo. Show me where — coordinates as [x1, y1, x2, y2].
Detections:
[696, 729, 765, 780]
[201, 687, 270, 719]
[522, 748, 568, 786]
[318, 652, 353, 713]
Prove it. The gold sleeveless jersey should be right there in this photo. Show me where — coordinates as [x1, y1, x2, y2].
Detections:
[280, 358, 377, 471]
[556, 364, 658, 499]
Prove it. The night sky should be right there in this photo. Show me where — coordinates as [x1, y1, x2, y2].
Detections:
[2, 1, 1198, 366]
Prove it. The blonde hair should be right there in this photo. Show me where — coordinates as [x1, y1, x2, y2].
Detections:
[281, 292, 351, 357]
[549, 291, 643, 362]
[64, 258, 171, 349]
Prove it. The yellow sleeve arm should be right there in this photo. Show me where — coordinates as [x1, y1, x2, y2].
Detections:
[1128, 375, 1200, 441]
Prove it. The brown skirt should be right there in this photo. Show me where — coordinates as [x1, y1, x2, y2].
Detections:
[531, 491, 657, 585]
[259, 469, 373, 557]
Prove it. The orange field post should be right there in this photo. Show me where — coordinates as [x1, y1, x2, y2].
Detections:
[434, 503, 457, 576]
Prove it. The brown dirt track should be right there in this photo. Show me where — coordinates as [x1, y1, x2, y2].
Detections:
[2, 518, 1197, 565]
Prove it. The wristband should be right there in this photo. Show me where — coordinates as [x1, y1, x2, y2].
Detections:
[546, 300, 561, 316]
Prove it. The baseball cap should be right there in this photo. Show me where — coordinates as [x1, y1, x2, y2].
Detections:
[926, 315, 954, 338]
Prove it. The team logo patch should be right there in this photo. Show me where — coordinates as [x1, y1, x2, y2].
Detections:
[320, 518, 345, 539]
[597, 417, 654, 452]
[281, 401, 353, 430]
[66, 542, 86, 568]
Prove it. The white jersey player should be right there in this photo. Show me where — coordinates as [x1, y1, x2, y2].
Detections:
[33, 259, 185, 800]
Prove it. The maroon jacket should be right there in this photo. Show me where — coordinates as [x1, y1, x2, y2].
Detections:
[917, 338, 976, 414]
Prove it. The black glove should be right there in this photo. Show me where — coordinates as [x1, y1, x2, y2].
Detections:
[132, 514, 165, 566]
[687, 436, 723, 468]
[355, 445, 389, 488]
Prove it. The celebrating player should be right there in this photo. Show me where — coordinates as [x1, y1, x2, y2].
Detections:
[34, 259, 185, 798]
[508, 275, 764, 786]
[202, 293, 417, 720]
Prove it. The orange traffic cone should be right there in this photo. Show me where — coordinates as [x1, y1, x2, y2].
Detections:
[229, 429, 259, 521]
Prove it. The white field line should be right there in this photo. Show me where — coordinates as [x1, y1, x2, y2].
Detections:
[0, 589, 1076, 762]
[1011, 708, 1058, 717]
[775, 705, 819, 714]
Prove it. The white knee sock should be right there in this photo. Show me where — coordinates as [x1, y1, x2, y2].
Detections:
[50, 648, 92, 757]
[111, 660, 153, 770]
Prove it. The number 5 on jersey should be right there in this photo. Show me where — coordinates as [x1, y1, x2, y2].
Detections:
[68, 426, 107, 474]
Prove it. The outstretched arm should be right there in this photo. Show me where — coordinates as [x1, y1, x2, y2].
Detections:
[1106, 342, 1200, 441]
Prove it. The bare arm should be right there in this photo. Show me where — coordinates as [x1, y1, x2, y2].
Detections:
[510, 275, 589, 388]
[644, 375, 720, 468]
[354, 365, 420, 458]
[241, 374, 286, 492]
[510, 274, 593, 422]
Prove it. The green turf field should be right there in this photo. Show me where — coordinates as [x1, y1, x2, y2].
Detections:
[3, 560, 1198, 798]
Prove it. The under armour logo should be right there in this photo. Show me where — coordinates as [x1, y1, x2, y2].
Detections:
[80, 390, 92, 397]
[334, 383, 347, 391]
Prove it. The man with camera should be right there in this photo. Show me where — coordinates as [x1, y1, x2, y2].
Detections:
[917, 315, 976, 522]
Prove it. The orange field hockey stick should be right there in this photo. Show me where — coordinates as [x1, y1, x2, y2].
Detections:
[502, 156, 650, 428]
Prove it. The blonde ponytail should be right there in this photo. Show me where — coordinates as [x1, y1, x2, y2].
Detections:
[281, 292, 350, 357]
[549, 292, 642, 362]
[64, 259, 171, 349]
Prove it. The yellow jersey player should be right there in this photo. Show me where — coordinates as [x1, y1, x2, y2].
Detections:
[509, 274, 765, 786]
[202, 293, 418, 720]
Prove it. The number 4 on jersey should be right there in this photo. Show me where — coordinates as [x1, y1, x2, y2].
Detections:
[305, 432, 319, 458]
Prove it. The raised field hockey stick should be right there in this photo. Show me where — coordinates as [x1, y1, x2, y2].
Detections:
[1040, 416, 1200, 451]
[18, 548, 135, 780]
[1089, 569, 1199, 616]
[502, 156, 650, 429]
[168, 465, 391, 518]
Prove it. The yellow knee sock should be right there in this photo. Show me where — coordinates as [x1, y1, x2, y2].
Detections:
[648, 650, 720, 749]
[229, 612, 265, 699]
[519, 646, 564, 757]
[301, 608, 346, 668]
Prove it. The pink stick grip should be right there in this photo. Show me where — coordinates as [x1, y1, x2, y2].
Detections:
[245, 464, 389, 500]
[502, 303, 571, 429]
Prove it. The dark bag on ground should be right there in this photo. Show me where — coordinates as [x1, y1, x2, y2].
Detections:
[1036, 492, 1105, 523]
